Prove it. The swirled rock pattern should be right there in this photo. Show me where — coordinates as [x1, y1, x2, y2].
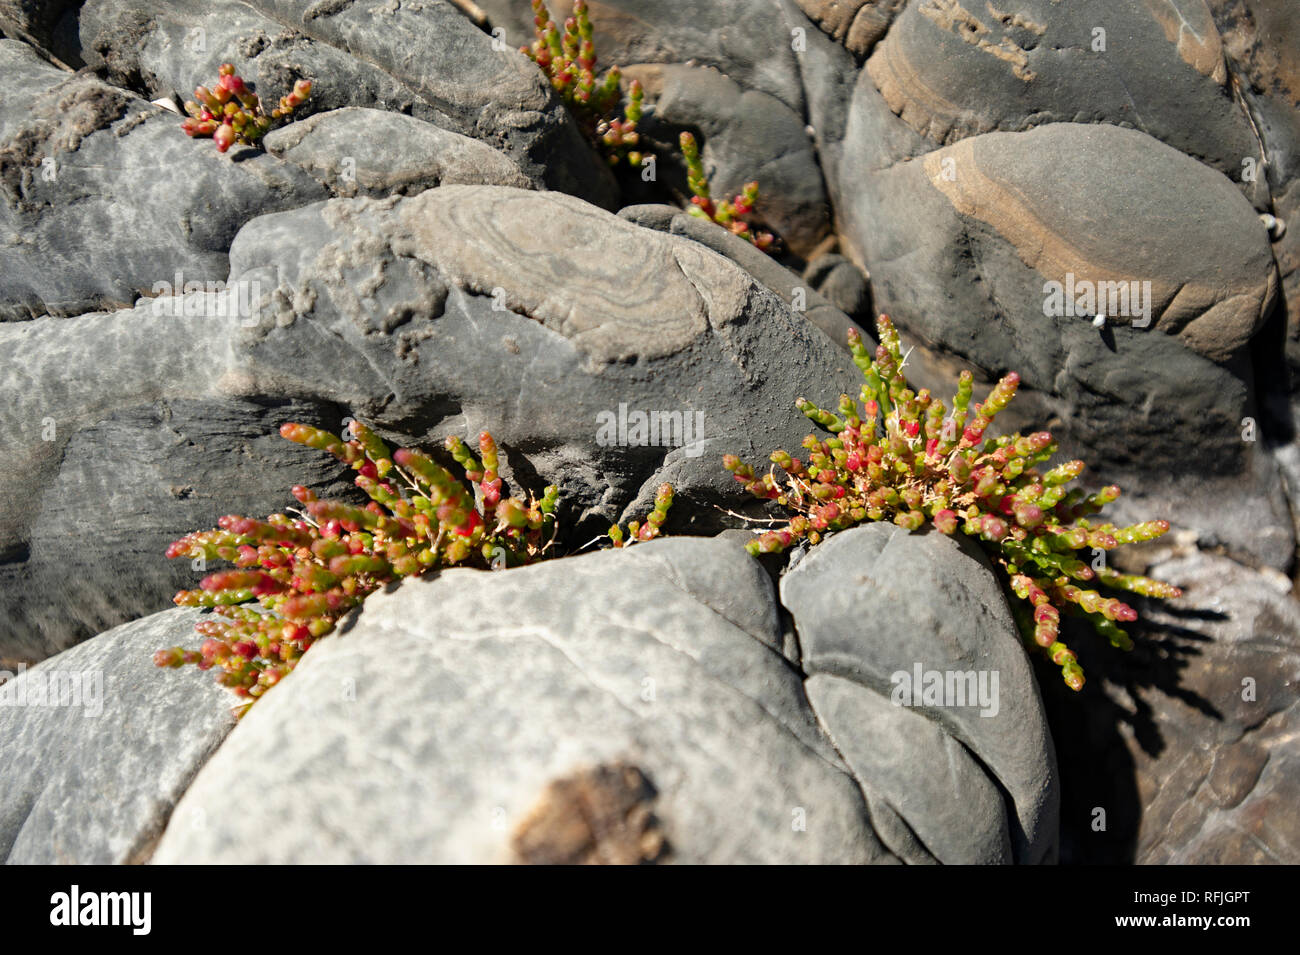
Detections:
[0, 185, 861, 662]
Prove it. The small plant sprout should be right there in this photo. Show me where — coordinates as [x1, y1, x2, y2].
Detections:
[679, 131, 776, 252]
[156, 421, 674, 714]
[523, 0, 646, 167]
[181, 63, 311, 153]
[722, 315, 1182, 691]
[607, 483, 674, 547]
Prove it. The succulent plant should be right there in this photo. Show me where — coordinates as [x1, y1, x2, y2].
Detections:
[608, 483, 674, 547]
[157, 421, 672, 715]
[679, 131, 776, 252]
[523, 0, 645, 167]
[181, 63, 311, 153]
[723, 315, 1182, 691]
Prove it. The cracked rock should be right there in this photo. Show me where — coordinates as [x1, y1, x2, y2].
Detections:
[150, 534, 1053, 863]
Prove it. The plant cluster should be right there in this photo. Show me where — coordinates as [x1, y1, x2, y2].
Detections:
[181, 63, 311, 153]
[679, 131, 776, 251]
[722, 315, 1181, 690]
[156, 421, 672, 715]
[522, 0, 645, 167]
[607, 483, 674, 546]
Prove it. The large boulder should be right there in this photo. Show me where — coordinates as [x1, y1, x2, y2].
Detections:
[152, 534, 1057, 863]
[79, 0, 467, 130]
[863, 0, 1264, 198]
[239, 0, 618, 206]
[0, 607, 235, 864]
[0, 39, 328, 321]
[0, 184, 862, 663]
[780, 523, 1060, 864]
[262, 107, 539, 196]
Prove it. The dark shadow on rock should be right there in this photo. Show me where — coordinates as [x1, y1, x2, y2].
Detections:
[1044, 597, 1225, 863]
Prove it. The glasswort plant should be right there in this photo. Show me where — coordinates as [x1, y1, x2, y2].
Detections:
[723, 315, 1181, 690]
[157, 421, 671, 715]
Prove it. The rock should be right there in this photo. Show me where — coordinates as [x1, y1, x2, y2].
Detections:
[240, 0, 618, 207]
[473, 0, 815, 117]
[0, 607, 235, 864]
[263, 107, 537, 196]
[618, 202, 866, 348]
[0, 39, 328, 321]
[864, 0, 1265, 198]
[0, 0, 78, 57]
[780, 522, 1060, 864]
[0, 379, 357, 664]
[1041, 550, 1300, 863]
[151, 537, 885, 863]
[152, 534, 1052, 863]
[803, 251, 871, 320]
[0, 184, 863, 662]
[625, 62, 831, 257]
[79, 0, 466, 132]
[847, 121, 1276, 365]
[793, 0, 906, 58]
[825, 104, 1290, 568]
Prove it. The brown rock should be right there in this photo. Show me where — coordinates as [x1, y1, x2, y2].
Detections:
[511, 763, 669, 865]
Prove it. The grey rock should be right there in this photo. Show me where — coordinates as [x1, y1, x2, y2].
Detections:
[805, 672, 1013, 863]
[780, 522, 1060, 864]
[841, 121, 1276, 365]
[0, 607, 235, 864]
[240, 0, 618, 207]
[804, 251, 870, 320]
[618, 202, 866, 349]
[0, 184, 863, 661]
[472, 0, 817, 118]
[152, 537, 889, 864]
[865, 0, 1265, 199]
[1045, 548, 1300, 864]
[823, 106, 1290, 568]
[626, 62, 831, 257]
[263, 107, 538, 196]
[0, 39, 328, 321]
[153, 534, 1051, 863]
[79, 0, 465, 132]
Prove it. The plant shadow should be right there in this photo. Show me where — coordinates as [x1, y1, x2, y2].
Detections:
[1041, 600, 1226, 864]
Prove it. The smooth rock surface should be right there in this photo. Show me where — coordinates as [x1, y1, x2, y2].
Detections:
[618, 202, 866, 348]
[263, 106, 537, 196]
[0, 39, 328, 321]
[781, 523, 1060, 864]
[865, 0, 1263, 192]
[0, 607, 235, 864]
[152, 534, 1055, 863]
